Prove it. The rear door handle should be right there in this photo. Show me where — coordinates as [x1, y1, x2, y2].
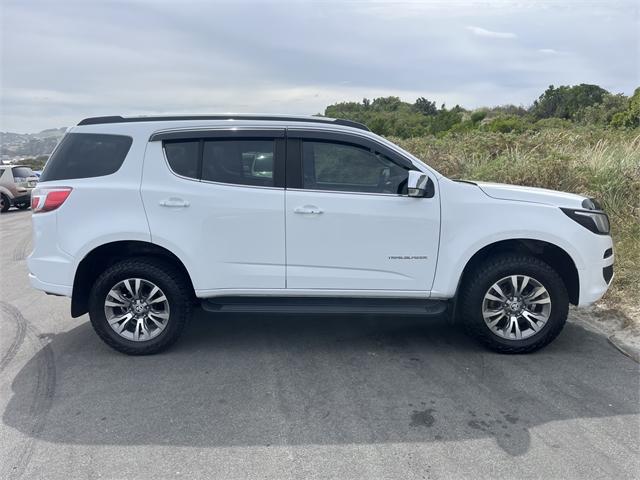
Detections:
[159, 197, 190, 208]
[294, 205, 324, 215]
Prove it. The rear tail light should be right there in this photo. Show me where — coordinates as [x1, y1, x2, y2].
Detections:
[31, 187, 73, 213]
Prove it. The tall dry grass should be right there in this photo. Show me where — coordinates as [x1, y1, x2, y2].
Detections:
[393, 128, 640, 318]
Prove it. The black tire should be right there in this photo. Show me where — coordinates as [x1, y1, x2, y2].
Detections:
[88, 257, 192, 355]
[0, 194, 10, 213]
[459, 253, 569, 354]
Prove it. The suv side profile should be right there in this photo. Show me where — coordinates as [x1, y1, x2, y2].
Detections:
[28, 115, 614, 355]
[0, 165, 38, 212]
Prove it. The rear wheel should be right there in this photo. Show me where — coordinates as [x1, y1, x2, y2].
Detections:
[459, 253, 569, 353]
[0, 194, 9, 213]
[88, 258, 192, 355]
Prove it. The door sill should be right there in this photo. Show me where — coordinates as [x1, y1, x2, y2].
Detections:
[201, 296, 448, 316]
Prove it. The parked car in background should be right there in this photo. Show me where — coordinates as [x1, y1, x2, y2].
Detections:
[0, 165, 38, 212]
[28, 114, 614, 355]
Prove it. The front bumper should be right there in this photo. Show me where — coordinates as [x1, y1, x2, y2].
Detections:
[577, 239, 614, 307]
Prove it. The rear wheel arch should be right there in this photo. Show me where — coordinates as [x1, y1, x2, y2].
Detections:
[456, 239, 580, 306]
[71, 240, 196, 318]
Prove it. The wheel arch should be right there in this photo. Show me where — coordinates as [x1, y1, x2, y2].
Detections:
[71, 240, 196, 318]
[455, 238, 580, 307]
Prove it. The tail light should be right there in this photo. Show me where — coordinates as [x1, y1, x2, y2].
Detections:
[31, 187, 73, 213]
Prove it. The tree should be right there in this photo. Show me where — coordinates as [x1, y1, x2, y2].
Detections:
[413, 97, 438, 116]
[611, 87, 640, 128]
[530, 84, 609, 120]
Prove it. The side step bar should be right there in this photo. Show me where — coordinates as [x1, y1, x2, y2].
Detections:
[201, 297, 448, 316]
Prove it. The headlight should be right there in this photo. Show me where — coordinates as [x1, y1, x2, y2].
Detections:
[561, 208, 610, 235]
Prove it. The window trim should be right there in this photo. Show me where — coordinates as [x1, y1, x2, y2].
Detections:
[160, 129, 285, 189]
[287, 130, 414, 196]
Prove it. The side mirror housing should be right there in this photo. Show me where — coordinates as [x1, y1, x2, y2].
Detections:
[407, 170, 434, 198]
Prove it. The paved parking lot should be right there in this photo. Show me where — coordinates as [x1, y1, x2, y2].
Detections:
[1, 208, 638, 479]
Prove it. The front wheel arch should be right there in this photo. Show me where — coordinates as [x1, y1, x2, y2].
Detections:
[455, 239, 579, 308]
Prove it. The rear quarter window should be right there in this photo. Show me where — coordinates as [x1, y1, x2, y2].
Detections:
[39, 133, 133, 182]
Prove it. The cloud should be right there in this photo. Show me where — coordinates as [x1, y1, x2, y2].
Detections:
[466, 26, 517, 39]
[0, 0, 637, 132]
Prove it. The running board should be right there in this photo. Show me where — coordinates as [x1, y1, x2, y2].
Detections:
[201, 296, 448, 316]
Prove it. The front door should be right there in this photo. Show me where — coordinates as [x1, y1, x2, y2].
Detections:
[285, 131, 440, 292]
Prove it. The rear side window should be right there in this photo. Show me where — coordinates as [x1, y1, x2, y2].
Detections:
[203, 139, 274, 187]
[164, 140, 200, 179]
[40, 133, 132, 182]
[12, 167, 34, 181]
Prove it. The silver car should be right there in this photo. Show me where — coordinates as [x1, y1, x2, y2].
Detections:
[0, 165, 39, 212]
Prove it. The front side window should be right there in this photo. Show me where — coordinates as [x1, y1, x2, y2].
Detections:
[302, 141, 410, 194]
[203, 139, 274, 187]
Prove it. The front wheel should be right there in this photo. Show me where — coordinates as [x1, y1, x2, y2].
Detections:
[88, 258, 192, 355]
[0, 194, 9, 213]
[459, 253, 569, 353]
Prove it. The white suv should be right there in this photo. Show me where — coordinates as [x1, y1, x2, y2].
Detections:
[28, 115, 614, 355]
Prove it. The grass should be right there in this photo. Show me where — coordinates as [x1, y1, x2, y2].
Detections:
[392, 128, 640, 323]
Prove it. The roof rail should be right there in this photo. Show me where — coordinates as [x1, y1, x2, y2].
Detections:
[77, 115, 370, 132]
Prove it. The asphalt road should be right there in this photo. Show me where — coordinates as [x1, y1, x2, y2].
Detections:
[1, 208, 638, 479]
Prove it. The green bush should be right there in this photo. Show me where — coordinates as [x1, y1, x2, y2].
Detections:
[483, 116, 530, 133]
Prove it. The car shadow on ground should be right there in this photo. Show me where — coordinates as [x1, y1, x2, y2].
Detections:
[3, 310, 639, 457]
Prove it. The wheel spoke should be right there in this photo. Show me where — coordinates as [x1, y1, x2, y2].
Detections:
[146, 285, 160, 302]
[511, 315, 522, 339]
[106, 289, 128, 307]
[148, 294, 167, 305]
[521, 310, 544, 331]
[108, 312, 132, 326]
[510, 276, 519, 295]
[140, 320, 150, 339]
[527, 296, 551, 305]
[518, 276, 530, 295]
[149, 310, 169, 320]
[487, 311, 505, 328]
[134, 279, 141, 298]
[123, 279, 135, 297]
[491, 284, 508, 301]
[527, 286, 547, 301]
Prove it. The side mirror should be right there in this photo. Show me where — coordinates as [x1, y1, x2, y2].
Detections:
[407, 170, 434, 197]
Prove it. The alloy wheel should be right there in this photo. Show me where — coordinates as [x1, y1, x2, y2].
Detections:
[482, 275, 551, 340]
[104, 278, 170, 342]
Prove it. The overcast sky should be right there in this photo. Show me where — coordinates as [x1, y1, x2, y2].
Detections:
[1, 0, 638, 132]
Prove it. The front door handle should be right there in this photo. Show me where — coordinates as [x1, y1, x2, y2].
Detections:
[294, 205, 324, 215]
[159, 197, 190, 208]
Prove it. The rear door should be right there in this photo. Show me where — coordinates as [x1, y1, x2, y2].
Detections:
[142, 129, 286, 294]
[284, 129, 440, 292]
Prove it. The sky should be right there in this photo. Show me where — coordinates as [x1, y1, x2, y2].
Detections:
[1, 0, 638, 133]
